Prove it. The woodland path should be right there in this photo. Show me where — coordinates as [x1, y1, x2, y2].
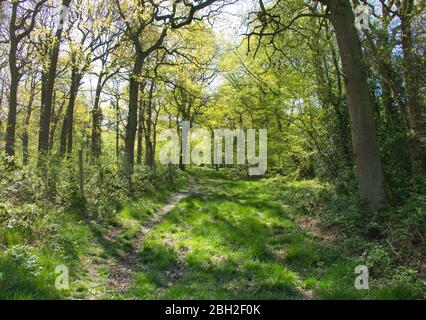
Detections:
[73, 170, 346, 300]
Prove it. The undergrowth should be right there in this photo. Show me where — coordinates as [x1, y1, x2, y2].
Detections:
[262, 174, 426, 299]
[0, 162, 188, 299]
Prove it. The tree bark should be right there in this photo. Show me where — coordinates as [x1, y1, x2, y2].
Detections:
[124, 53, 143, 174]
[91, 71, 105, 159]
[137, 93, 144, 166]
[60, 68, 81, 156]
[5, 3, 20, 168]
[49, 97, 65, 150]
[329, 0, 387, 213]
[0, 79, 4, 135]
[5, 54, 18, 167]
[144, 81, 155, 168]
[114, 98, 121, 161]
[22, 80, 36, 166]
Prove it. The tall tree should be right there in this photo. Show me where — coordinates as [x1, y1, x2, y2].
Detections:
[90, 33, 120, 159]
[115, 0, 225, 176]
[38, 0, 72, 165]
[22, 73, 38, 166]
[3, 0, 47, 167]
[396, 0, 426, 175]
[250, 0, 387, 212]
[328, 0, 386, 212]
[58, 0, 117, 156]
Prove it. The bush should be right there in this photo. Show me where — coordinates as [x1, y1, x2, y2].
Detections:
[0, 168, 46, 204]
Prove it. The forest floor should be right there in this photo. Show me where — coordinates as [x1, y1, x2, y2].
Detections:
[66, 168, 382, 300]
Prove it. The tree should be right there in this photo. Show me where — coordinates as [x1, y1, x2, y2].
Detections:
[115, 0, 227, 175]
[396, 0, 426, 175]
[90, 14, 121, 159]
[59, 0, 119, 157]
[328, 0, 386, 212]
[21, 72, 39, 165]
[249, 0, 387, 212]
[3, 0, 47, 167]
[38, 0, 72, 165]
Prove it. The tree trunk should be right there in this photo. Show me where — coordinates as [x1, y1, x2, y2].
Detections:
[124, 53, 143, 175]
[152, 112, 159, 161]
[329, 37, 352, 167]
[91, 71, 104, 159]
[144, 81, 155, 168]
[49, 98, 65, 150]
[60, 69, 81, 156]
[115, 99, 120, 161]
[0, 79, 4, 135]
[5, 3, 19, 168]
[38, 0, 72, 164]
[399, 0, 426, 175]
[22, 80, 36, 166]
[329, 0, 387, 213]
[5, 55, 18, 167]
[137, 96, 144, 166]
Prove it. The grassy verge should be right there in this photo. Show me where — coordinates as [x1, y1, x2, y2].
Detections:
[262, 176, 426, 299]
[0, 169, 189, 299]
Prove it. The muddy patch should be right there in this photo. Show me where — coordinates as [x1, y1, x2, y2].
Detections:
[293, 215, 340, 244]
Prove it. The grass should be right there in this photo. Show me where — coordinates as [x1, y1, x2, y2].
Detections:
[0, 171, 189, 300]
[111, 170, 369, 299]
[1, 168, 424, 299]
[0, 209, 91, 299]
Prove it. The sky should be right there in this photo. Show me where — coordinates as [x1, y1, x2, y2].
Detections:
[211, 0, 258, 45]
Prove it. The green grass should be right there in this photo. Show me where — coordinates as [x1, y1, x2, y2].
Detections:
[1, 168, 423, 299]
[0, 171, 188, 300]
[0, 209, 91, 299]
[108, 170, 357, 299]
